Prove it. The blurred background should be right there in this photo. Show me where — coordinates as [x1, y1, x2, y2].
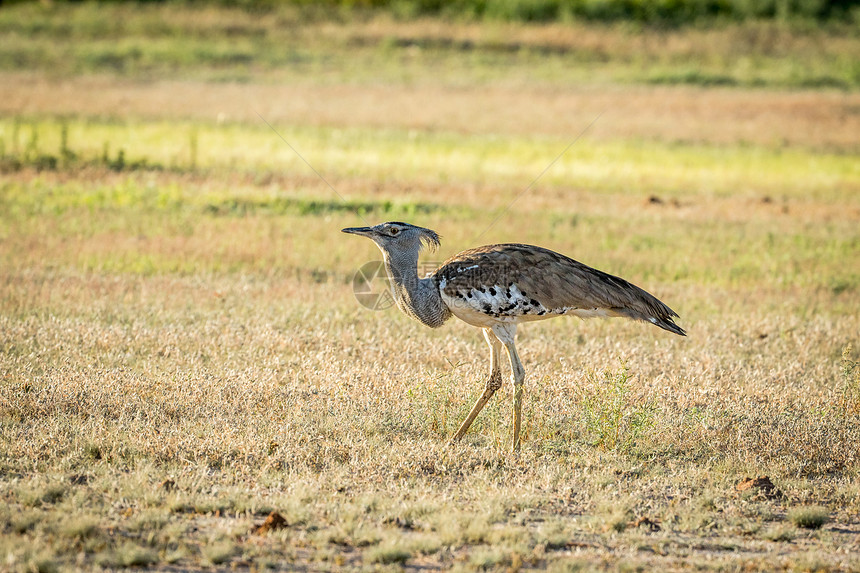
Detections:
[2, 0, 858, 271]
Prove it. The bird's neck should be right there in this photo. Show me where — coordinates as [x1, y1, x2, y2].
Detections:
[383, 250, 450, 328]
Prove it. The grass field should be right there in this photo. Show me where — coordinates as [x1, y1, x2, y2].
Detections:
[1, 3, 860, 572]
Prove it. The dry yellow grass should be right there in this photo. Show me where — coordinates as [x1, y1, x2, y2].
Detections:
[2, 152, 858, 570]
[1, 262, 859, 571]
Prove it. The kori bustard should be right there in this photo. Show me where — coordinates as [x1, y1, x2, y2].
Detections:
[343, 222, 685, 451]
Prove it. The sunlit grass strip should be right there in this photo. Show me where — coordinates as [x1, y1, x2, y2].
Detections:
[1, 117, 857, 201]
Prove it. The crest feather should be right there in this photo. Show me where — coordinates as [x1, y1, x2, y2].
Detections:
[417, 227, 441, 253]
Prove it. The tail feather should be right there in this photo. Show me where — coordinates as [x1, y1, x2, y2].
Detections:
[651, 316, 687, 336]
[613, 306, 687, 336]
[574, 262, 686, 337]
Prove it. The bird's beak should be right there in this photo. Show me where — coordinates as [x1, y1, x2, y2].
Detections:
[342, 226, 374, 237]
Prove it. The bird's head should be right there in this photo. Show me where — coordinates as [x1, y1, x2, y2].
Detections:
[342, 221, 441, 258]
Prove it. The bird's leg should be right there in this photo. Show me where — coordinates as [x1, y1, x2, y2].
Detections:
[491, 323, 525, 452]
[509, 349, 526, 452]
[450, 328, 503, 444]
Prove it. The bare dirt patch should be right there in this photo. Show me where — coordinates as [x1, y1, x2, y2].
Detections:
[251, 511, 288, 535]
[736, 476, 784, 500]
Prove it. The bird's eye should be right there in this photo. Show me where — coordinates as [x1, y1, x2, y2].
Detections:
[389, 228, 400, 236]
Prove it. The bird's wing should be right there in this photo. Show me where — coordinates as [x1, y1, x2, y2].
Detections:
[435, 244, 685, 335]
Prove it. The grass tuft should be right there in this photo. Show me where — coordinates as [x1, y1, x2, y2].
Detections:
[202, 541, 239, 566]
[30, 559, 58, 573]
[366, 544, 411, 565]
[96, 544, 159, 568]
[59, 517, 101, 541]
[762, 525, 796, 542]
[788, 506, 830, 530]
[468, 546, 509, 570]
[20, 484, 67, 507]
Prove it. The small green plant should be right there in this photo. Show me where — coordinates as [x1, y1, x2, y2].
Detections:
[788, 506, 829, 530]
[84, 443, 103, 460]
[24, 123, 39, 162]
[59, 122, 76, 166]
[577, 361, 655, 451]
[412, 363, 466, 438]
[112, 149, 126, 171]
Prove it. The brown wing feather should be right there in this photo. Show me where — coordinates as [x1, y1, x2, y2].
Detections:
[435, 244, 685, 335]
